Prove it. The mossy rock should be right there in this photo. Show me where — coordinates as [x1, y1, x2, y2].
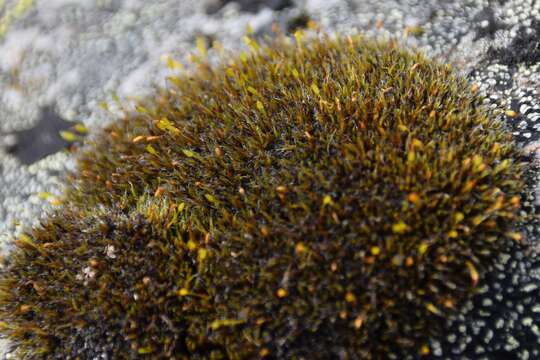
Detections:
[0, 34, 527, 358]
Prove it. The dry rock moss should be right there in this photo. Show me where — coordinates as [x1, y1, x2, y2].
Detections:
[0, 34, 528, 358]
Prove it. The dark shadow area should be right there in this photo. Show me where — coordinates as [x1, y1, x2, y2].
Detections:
[486, 19, 540, 66]
[5, 106, 74, 165]
[206, 0, 293, 14]
[473, 6, 506, 40]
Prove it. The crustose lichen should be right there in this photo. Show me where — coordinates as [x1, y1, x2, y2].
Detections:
[0, 33, 528, 358]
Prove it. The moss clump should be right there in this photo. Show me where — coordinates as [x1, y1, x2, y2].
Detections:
[0, 34, 527, 358]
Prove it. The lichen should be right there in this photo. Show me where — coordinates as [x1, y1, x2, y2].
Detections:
[0, 33, 528, 358]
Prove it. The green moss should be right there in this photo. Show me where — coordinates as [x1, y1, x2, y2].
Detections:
[0, 34, 527, 358]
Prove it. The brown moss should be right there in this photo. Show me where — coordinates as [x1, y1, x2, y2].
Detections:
[0, 34, 527, 358]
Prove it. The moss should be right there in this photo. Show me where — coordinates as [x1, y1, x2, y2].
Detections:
[0, 34, 528, 358]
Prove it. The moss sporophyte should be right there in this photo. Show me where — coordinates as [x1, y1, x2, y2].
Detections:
[0, 33, 529, 358]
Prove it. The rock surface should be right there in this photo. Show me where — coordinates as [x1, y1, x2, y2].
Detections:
[1, 0, 540, 358]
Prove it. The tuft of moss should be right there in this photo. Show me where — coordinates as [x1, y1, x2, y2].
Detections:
[0, 34, 528, 358]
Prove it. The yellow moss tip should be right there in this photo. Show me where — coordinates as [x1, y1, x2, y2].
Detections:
[505, 110, 518, 118]
[59, 130, 78, 142]
[392, 221, 409, 234]
[465, 261, 479, 287]
[370, 246, 381, 256]
[322, 194, 333, 206]
[277, 288, 288, 298]
[420, 344, 430, 355]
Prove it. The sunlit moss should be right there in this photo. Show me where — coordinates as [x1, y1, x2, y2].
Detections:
[0, 33, 527, 358]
